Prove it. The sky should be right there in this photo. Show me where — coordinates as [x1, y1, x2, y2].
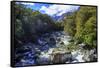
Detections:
[17, 2, 80, 16]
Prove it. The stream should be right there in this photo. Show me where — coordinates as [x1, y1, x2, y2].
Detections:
[15, 31, 97, 66]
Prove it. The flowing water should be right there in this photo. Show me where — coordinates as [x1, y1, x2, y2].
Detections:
[15, 31, 97, 66]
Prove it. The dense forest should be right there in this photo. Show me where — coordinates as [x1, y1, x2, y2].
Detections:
[63, 6, 97, 49]
[13, 3, 97, 67]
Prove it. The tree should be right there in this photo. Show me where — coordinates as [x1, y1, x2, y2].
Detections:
[63, 12, 77, 36]
[75, 6, 97, 48]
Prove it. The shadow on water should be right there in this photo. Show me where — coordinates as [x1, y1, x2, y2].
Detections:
[14, 31, 59, 67]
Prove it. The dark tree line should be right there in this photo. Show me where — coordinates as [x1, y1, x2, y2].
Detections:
[14, 3, 60, 45]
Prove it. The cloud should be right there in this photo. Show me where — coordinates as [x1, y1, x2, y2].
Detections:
[40, 5, 79, 16]
[20, 2, 35, 6]
[40, 5, 59, 16]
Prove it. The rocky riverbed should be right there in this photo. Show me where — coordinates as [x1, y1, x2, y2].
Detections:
[15, 31, 97, 66]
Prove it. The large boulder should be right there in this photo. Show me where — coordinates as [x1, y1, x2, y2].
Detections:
[51, 51, 72, 64]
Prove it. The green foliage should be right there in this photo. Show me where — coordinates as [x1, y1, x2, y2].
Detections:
[75, 6, 96, 48]
[63, 12, 76, 36]
[67, 42, 79, 51]
[62, 6, 97, 49]
[54, 22, 64, 30]
[15, 19, 24, 38]
[83, 16, 96, 47]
